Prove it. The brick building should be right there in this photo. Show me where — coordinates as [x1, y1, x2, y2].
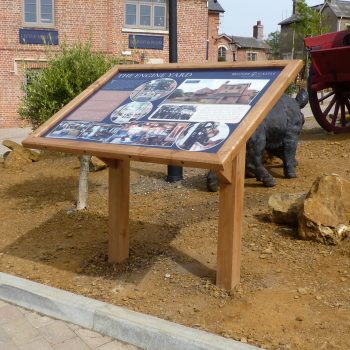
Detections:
[216, 21, 271, 62]
[0, 0, 224, 128]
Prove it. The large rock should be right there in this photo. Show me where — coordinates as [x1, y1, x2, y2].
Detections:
[2, 140, 40, 162]
[89, 156, 108, 172]
[3, 149, 33, 168]
[298, 174, 350, 245]
[268, 193, 306, 226]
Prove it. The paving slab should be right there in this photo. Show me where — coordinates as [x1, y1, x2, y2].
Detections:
[0, 273, 262, 350]
[0, 300, 140, 350]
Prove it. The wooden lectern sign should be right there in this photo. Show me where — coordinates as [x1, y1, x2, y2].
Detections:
[23, 61, 303, 290]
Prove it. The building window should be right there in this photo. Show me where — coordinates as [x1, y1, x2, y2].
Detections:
[25, 68, 42, 86]
[218, 46, 227, 61]
[247, 52, 257, 61]
[23, 0, 54, 26]
[125, 0, 167, 30]
[282, 53, 293, 60]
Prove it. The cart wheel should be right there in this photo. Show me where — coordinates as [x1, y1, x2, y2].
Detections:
[307, 68, 350, 133]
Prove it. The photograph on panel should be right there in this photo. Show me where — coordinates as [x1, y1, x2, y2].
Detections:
[176, 122, 230, 151]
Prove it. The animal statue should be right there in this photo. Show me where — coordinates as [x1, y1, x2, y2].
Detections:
[207, 88, 308, 191]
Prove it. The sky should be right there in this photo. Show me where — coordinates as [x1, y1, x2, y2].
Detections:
[218, 0, 324, 39]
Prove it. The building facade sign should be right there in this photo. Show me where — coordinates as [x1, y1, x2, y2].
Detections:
[19, 29, 59, 45]
[128, 35, 164, 50]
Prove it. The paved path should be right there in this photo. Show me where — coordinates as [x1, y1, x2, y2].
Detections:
[0, 300, 140, 350]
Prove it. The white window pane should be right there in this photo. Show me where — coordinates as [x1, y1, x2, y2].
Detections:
[218, 47, 227, 61]
[25, 11, 37, 23]
[41, 1, 53, 24]
[41, 15, 53, 23]
[126, 15, 136, 25]
[154, 6, 165, 27]
[140, 5, 151, 26]
[125, 4, 136, 25]
[24, 0, 37, 23]
[126, 3, 136, 15]
[154, 0, 165, 3]
[41, 0, 52, 6]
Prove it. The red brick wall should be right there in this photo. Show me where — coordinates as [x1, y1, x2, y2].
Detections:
[0, 0, 209, 128]
[208, 12, 220, 62]
[177, 0, 207, 63]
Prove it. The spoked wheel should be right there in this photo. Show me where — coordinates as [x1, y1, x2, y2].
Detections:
[308, 81, 350, 134]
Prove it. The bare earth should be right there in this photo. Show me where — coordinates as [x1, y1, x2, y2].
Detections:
[0, 117, 350, 350]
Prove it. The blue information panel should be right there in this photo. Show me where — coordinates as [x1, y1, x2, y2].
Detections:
[44, 68, 281, 154]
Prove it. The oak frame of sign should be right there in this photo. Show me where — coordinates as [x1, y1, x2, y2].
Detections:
[23, 60, 303, 290]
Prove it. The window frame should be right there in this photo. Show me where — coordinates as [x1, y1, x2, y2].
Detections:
[124, 0, 167, 31]
[218, 46, 227, 62]
[247, 51, 258, 61]
[24, 68, 43, 87]
[23, 0, 55, 28]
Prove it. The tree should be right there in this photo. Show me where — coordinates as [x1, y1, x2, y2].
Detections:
[19, 41, 121, 209]
[292, 0, 329, 41]
[290, 0, 329, 77]
[266, 31, 281, 59]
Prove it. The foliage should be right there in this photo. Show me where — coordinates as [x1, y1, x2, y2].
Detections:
[266, 31, 281, 59]
[19, 41, 121, 128]
[291, 0, 329, 40]
[285, 82, 297, 96]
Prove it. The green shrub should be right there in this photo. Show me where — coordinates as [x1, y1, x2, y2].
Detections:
[285, 83, 297, 96]
[19, 41, 122, 128]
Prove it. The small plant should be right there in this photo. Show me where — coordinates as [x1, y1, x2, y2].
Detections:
[19, 40, 121, 128]
[285, 82, 297, 96]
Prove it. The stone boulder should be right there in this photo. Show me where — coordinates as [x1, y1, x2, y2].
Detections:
[3, 149, 33, 168]
[268, 193, 306, 226]
[2, 140, 40, 162]
[298, 174, 350, 245]
[89, 156, 108, 172]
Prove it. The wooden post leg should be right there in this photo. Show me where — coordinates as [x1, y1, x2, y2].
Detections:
[216, 146, 246, 290]
[108, 159, 130, 263]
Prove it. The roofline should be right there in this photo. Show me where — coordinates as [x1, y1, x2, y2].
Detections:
[218, 33, 232, 41]
[209, 9, 225, 13]
[323, 1, 350, 19]
[208, 0, 225, 13]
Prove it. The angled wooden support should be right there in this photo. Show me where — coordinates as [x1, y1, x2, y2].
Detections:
[216, 145, 246, 290]
[108, 159, 130, 263]
[217, 159, 234, 184]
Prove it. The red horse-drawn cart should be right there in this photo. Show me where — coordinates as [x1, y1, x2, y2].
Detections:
[304, 29, 350, 133]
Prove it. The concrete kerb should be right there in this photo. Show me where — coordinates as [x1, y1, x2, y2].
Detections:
[0, 273, 262, 350]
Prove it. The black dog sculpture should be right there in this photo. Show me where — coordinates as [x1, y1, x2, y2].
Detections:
[207, 89, 308, 191]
